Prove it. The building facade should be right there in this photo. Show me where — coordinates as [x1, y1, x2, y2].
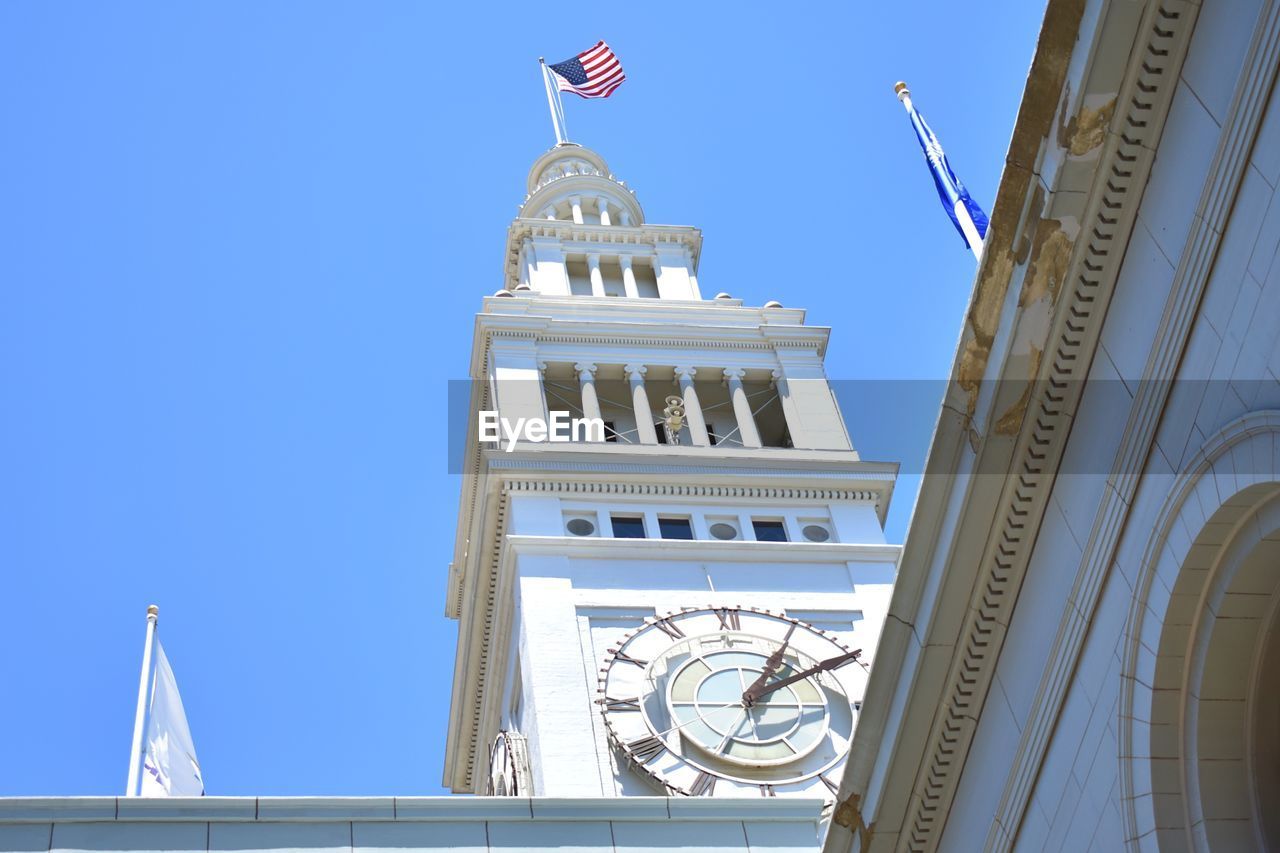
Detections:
[9, 1, 1280, 850]
[0, 145, 898, 852]
[826, 0, 1280, 851]
[444, 143, 899, 808]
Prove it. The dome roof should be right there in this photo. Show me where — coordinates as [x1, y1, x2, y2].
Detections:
[519, 143, 644, 225]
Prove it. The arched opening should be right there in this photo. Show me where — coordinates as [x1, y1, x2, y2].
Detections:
[1147, 486, 1280, 849]
[1120, 413, 1280, 851]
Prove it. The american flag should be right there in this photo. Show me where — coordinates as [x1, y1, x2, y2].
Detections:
[548, 42, 626, 99]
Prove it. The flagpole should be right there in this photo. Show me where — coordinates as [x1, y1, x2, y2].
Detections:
[539, 58, 568, 146]
[895, 82, 984, 262]
[125, 604, 159, 797]
[552, 70, 570, 144]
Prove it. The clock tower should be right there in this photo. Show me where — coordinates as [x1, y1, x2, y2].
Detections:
[444, 143, 899, 804]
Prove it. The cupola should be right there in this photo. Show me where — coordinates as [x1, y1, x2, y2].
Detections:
[504, 145, 702, 300]
[519, 144, 644, 226]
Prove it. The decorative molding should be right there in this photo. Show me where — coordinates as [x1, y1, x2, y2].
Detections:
[488, 457, 895, 481]
[505, 534, 901, 563]
[894, 3, 1201, 851]
[987, 2, 1280, 848]
[479, 327, 828, 357]
[503, 479, 884, 502]
[457, 489, 509, 791]
[536, 334, 781, 350]
[503, 221, 702, 288]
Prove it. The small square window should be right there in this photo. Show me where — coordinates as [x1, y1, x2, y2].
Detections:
[658, 517, 694, 540]
[752, 519, 788, 542]
[611, 515, 647, 539]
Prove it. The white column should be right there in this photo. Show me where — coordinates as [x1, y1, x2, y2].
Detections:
[586, 253, 605, 297]
[521, 238, 537, 287]
[576, 362, 602, 439]
[569, 196, 584, 225]
[724, 368, 762, 448]
[674, 366, 710, 447]
[596, 196, 612, 226]
[542, 205, 556, 220]
[653, 247, 696, 300]
[625, 364, 657, 444]
[490, 338, 547, 428]
[619, 255, 639, 298]
[529, 236, 570, 295]
[686, 248, 701, 299]
[772, 358, 852, 451]
[619, 210, 632, 226]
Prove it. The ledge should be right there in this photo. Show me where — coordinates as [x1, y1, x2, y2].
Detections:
[0, 796, 824, 824]
[504, 534, 901, 564]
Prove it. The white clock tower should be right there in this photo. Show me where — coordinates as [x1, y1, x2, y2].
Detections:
[444, 143, 899, 805]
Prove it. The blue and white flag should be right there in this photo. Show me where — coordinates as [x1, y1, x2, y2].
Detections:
[897, 84, 988, 254]
[139, 639, 204, 796]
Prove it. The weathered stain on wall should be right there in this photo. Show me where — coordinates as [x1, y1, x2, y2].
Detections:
[1022, 219, 1073, 307]
[1061, 96, 1117, 156]
[951, 0, 1088, 424]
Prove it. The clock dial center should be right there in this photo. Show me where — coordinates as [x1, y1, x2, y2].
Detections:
[665, 646, 830, 767]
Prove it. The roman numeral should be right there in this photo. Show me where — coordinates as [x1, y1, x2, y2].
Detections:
[599, 696, 640, 712]
[612, 650, 648, 667]
[820, 774, 839, 794]
[759, 784, 777, 797]
[689, 770, 717, 796]
[652, 617, 686, 640]
[715, 608, 741, 630]
[626, 735, 667, 764]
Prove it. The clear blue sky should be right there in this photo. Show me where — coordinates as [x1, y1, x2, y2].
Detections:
[0, 2, 1046, 796]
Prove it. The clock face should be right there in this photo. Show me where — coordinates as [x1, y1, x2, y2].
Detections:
[485, 731, 531, 797]
[597, 606, 861, 798]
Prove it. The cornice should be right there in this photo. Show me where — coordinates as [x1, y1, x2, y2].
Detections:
[468, 305, 831, 379]
[504, 479, 885, 503]
[826, 2, 1203, 852]
[503, 220, 703, 288]
[0, 795, 825, 824]
[892, 4, 1200, 851]
[490, 449, 893, 480]
[990, 3, 1280, 849]
[503, 534, 901, 564]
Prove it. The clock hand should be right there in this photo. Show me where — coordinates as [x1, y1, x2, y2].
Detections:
[711, 710, 747, 755]
[652, 700, 744, 738]
[741, 623, 797, 703]
[742, 649, 862, 706]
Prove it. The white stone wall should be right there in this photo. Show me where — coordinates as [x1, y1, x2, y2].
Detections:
[937, 0, 1280, 848]
[505, 492, 896, 797]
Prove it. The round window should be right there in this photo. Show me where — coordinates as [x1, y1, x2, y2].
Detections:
[802, 524, 831, 543]
[566, 518, 595, 536]
[709, 522, 739, 540]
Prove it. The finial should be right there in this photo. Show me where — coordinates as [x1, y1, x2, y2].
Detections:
[894, 81, 910, 102]
[146, 604, 159, 619]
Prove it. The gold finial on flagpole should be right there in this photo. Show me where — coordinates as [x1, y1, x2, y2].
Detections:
[146, 604, 159, 619]
[894, 81, 910, 102]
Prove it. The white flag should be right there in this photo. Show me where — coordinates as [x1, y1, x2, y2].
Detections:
[139, 639, 204, 796]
